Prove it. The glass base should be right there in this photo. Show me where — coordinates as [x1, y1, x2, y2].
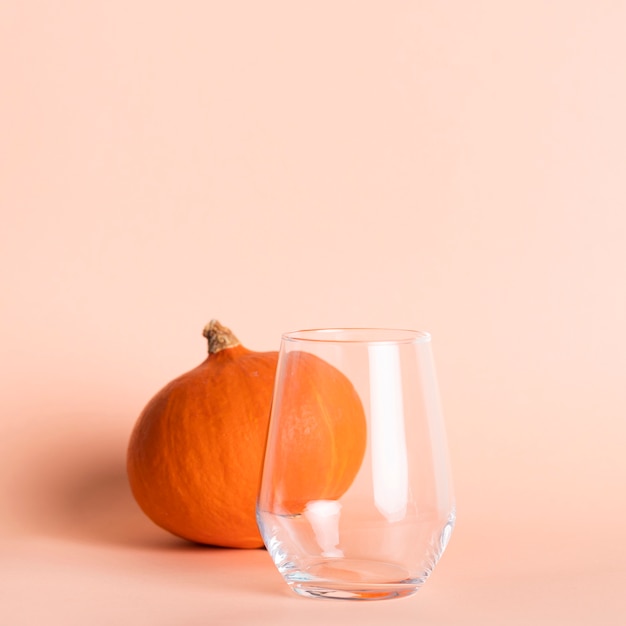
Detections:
[290, 583, 420, 601]
[284, 558, 424, 601]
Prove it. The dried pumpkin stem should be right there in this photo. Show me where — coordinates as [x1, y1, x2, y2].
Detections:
[203, 320, 241, 355]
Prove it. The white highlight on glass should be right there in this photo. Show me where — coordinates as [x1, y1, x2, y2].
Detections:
[419, 348, 453, 513]
[304, 500, 344, 557]
[368, 344, 408, 522]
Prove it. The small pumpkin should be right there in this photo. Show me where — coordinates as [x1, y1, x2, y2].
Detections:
[127, 320, 276, 548]
[127, 320, 367, 548]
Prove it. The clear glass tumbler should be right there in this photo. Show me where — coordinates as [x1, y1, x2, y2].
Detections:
[257, 328, 455, 600]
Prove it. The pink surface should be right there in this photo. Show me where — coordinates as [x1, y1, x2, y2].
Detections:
[2, 1, 625, 624]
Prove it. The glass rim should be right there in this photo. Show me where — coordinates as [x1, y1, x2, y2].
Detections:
[281, 327, 432, 345]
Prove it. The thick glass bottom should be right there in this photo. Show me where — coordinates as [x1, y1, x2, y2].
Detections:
[284, 558, 424, 601]
[290, 583, 419, 601]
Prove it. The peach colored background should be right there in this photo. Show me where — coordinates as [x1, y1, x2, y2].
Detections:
[1, 1, 625, 624]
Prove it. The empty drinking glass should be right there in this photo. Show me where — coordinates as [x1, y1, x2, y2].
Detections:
[257, 328, 455, 600]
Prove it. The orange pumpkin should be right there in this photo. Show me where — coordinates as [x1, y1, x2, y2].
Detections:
[127, 320, 277, 548]
[127, 321, 367, 548]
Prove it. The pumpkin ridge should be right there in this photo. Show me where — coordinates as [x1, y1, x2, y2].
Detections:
[311, 380, 340, 495]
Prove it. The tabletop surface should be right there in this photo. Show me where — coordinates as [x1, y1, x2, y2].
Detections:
[2, 495, 624, 626]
